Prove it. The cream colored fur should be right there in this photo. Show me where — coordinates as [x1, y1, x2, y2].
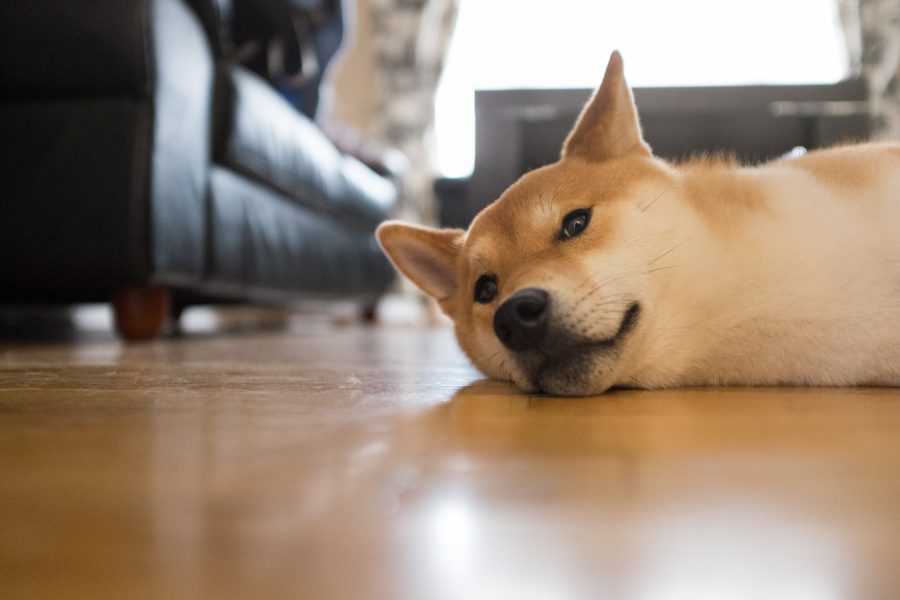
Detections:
[377, 52, 900, 395]
[619, 147, 900, 390]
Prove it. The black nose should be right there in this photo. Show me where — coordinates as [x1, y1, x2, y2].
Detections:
[493, 288, 550, 351]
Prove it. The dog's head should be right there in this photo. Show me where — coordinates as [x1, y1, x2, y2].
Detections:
[378, 52, 686, 395]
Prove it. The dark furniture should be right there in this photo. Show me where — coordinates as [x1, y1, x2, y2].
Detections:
[0, 0, 396, 339]
[440, 80, 871, 228]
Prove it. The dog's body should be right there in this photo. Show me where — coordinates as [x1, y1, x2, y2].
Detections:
[378, 52, 900, 395]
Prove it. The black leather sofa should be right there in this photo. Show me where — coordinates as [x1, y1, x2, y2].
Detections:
[0, 0, 396, 339]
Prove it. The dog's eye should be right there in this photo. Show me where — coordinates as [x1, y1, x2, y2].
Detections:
[474, 275, 498, 304]
[559, 208, 592, 240]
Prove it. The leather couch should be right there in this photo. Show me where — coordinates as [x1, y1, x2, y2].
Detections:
[0, 0, 396, 339]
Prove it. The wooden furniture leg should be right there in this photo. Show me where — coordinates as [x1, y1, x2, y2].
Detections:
[112, 285, 171, 341]
[360, 301, 378, 323]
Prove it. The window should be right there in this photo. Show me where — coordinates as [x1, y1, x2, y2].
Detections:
[435, 0, 851, 177]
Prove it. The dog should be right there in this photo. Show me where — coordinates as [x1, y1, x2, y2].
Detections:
[377, 51, 900, 396]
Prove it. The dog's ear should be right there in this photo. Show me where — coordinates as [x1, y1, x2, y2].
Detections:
[562, 51, 651, 162]
[376, 221, 464, 302]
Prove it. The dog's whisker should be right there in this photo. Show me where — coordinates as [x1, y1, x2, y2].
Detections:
[573, 292, 632, 307]
[560, 293, 633, 321]
[645, 264, 687, 275]
[583, 272, 631, 296]
[571, 272, 638, 307]
[574, 284, 633, 306]
[647, 236, 693, 266]
[565, 291, 629, 318]
[640, 187, 673, 212]
[575, 273, 594, 291]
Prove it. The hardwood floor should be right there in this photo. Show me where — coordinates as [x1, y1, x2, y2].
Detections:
[2, 309, 900, 599]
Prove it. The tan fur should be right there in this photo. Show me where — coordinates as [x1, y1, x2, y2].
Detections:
[679, 158, 770, 230]
[377, 52, 900, 395]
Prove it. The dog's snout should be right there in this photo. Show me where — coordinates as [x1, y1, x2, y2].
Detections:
[493, 288, 550, 351]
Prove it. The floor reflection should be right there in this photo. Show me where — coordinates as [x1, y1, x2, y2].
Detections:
[380, 381, 865, 599]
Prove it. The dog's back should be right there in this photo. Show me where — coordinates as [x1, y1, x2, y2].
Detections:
[639, 142, 900, 388]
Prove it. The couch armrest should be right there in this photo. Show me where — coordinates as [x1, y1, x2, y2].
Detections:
[0, 1, 153, 100]
[0, 0, 230, 100]
[0, 0, 215, 294]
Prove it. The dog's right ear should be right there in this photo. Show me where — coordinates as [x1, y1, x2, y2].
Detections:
[376, 221, 464, 302]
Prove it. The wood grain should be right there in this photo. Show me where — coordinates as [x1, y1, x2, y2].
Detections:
[2, 319, 900, 599]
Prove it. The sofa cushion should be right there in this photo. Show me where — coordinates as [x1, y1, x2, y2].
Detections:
[207, 167, 394, 298]
[214, 65, 396, 231]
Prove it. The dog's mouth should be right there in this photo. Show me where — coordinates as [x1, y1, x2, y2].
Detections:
[599, 301, 641, 347]
[531, 302, 641, 395]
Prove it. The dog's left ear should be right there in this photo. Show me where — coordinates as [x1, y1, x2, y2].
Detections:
[562, 51, 651, 162]
[376, 221, 464, 310]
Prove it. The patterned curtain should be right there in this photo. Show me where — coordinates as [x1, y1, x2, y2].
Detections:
[845, 0, 900, 137]
[326, 0, 459, 226]
[368, 0, 459, 224]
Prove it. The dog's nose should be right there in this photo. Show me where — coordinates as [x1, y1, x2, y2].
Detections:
[493, 288, 550, 351]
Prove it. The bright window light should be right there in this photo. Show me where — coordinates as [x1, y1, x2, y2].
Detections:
[435, 0, 851, 178]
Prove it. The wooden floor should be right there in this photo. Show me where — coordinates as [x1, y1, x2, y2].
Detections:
[2, 308, 900, 599]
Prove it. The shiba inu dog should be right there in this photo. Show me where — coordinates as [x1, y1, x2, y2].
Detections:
[377, 51, 900, 396]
